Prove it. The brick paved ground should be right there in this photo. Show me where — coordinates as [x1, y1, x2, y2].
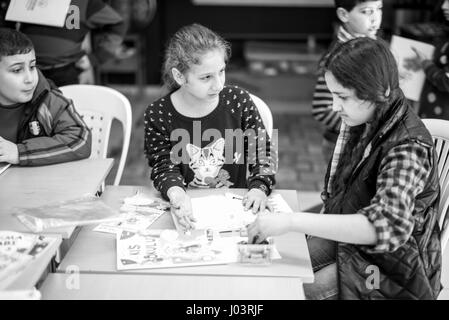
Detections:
[104, 86, 327, 194]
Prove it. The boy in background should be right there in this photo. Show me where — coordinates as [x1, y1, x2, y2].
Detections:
[311, 0, 383, 163]
[19, 0, 126, 86]
[0, 0, 126, 86]
[0, 28, 91, 166]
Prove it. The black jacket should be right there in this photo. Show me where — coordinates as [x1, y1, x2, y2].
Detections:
[323, 97, 441, 299]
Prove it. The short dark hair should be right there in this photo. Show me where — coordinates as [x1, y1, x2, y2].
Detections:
[0, 28, 34, 61]
[334, 0, 377, 11]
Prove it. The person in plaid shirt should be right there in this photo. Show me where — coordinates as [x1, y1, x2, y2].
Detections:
[248, 38, 442, 300]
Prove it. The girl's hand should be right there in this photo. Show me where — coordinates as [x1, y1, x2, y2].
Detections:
[247, 212, 293, 244]
[167, 187, 196, 231]
[242, 188, 271, 213]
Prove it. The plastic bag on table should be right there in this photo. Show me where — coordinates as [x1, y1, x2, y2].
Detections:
[12, 195, 122, 232]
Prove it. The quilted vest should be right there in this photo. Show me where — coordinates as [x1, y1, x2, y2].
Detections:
[323, 98, 442, 299]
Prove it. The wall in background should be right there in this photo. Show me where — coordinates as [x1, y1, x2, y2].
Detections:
[142, 0, 336, 84]
[130, 0, 431, 85]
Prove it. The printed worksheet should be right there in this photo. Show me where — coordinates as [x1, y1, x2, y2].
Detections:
[94, 193, 168, 234]
[5, 0, 71, 27]
[0, 231, 59, 289]
[94, 209, 165, 234]
[116, 230, 243, 270]
[391, 35, 435, 101]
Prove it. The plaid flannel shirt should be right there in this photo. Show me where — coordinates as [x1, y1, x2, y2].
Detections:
[327, 123, 432, 253]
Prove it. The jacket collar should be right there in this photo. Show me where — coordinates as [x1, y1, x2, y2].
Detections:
[28, 69, 51, 106]
[369, 97, 407, 149]
[348, 97, 408, 182]
[18, 69, 51, 139]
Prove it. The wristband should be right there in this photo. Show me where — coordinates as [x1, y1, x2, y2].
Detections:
[255, 183, 269, 195]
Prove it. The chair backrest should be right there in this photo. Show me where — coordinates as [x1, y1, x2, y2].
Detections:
[422, 119, 449, 253]
[59, 84, 132, 186]
[249, 93, 273, 137]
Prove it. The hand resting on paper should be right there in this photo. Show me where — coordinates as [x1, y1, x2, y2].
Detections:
[242, 188, 272, 214]
[247, 211, 293, 244]
[167, 186, 196, 231]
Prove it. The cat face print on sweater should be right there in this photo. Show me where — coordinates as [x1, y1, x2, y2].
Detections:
[186, 138, 233, 188]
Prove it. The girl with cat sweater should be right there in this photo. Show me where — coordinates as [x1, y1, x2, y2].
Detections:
[144, 24, 276, 231]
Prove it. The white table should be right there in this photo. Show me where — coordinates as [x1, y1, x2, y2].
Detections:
[5, 235, 62, 291]
[41, 273, 304, 300]
[50, 186, 313, 299]
[0, 158, 114, 239]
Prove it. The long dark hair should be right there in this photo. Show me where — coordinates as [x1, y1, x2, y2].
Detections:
[323, 37, 404, 213]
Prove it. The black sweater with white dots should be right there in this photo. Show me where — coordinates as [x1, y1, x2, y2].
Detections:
[144, 85, 277, 200]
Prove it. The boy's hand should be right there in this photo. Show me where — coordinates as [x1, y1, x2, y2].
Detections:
[243, 188, 271, 214]
[411, 47, 429, 64]
[403, 47, 431, 71]
[0, 137, 19, 164]
[167, 186, 196, 232]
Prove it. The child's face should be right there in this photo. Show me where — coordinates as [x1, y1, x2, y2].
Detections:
[341, 1, 383, 38]
[442, 0, 449, 22]
[0, 50, 38, 105]
[325, 71, 376, 127]
[182, 49, 226, 102]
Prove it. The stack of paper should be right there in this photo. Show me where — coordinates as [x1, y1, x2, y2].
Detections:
[94, 193, 169, 234]
[0, 231, 58, 290]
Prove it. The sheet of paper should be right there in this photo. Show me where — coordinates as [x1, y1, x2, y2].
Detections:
[116, 230, 242, 270]
[267, 193, 293, 212]
[116, 229, 282, 270]
[5, 0, 71, 27]
[390, 35, 435, 102]
[94, 194, 168, 234]
[0, 162, 11, 176]
[94, 209, 165, 234]
[189, 193, 293, 232]
[191, 194, 257, 231]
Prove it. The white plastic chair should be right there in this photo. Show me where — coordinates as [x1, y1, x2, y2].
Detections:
[59, 84, 132, 186]
[422, 119, 449, 253]
[249, 93, 273, 137]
